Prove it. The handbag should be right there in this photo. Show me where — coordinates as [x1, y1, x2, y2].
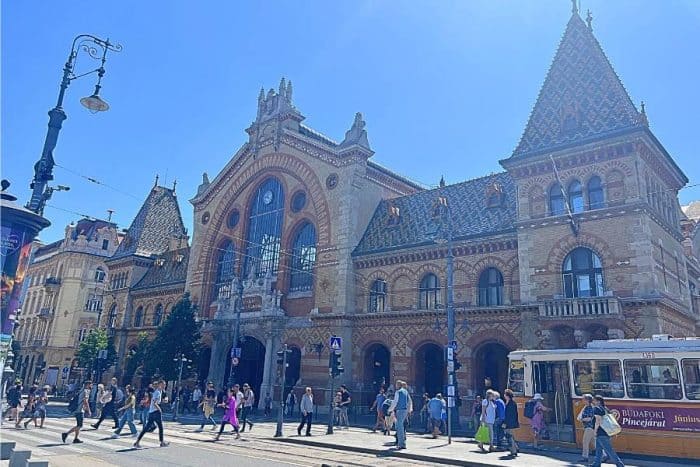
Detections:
[600, 410, 622, 436]
[475, 423, 491, 444]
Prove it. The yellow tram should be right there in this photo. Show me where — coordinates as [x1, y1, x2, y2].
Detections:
[507, 336, 700, 460]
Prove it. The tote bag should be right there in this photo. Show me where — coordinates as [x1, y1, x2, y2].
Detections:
[600, 410, 622, 436]
[475, 423, 491, 444]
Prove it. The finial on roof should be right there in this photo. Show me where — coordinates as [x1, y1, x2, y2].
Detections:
[339, 112, 371, 150]
[197, 172, 210, 196]
[172, 179, 177, 192]
[639, 100, 649, 127]
[439, 176, 446, 188]
[279, 77, 286, 95]
[107, 209, 114, 222]
[258, 87, 265, 102]
[571, 0, 578, 15]
[586, 9, 593, 30]
[286, 80, 293, 103]
[154, 174, 159, 187]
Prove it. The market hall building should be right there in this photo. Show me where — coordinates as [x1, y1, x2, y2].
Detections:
[179, 8, 700, 405]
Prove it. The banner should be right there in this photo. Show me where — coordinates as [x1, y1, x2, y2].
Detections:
[1, 226, 32, 340]
[607, 404, 700, 433]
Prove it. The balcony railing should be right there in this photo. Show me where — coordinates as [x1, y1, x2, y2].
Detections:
[31, 339, 45, 347]
[38, 307, 54, 318]
[539, 296, 620, 318]
[44, 277, 61, 289]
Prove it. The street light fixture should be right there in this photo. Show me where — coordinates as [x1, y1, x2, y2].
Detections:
[173, 354, 192, 422]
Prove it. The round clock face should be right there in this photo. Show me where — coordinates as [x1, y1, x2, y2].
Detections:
[263, 190, 274, 205]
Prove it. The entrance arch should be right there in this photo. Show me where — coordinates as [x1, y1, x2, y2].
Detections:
[364, 344, 391, 398]
[414, 342, 445, 396]
[473, 342, 510, 395]
[198, 346, 212, 384]
[285, 346, 302, 394]
[224, 336, 265, 407]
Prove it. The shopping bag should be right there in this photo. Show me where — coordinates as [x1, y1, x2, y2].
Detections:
[475, 424, 491, 444]
[600, 412, 622, 436]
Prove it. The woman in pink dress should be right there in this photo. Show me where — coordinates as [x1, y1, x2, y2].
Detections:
[214, 387, 240, 441]
[530, 393, 550, 449]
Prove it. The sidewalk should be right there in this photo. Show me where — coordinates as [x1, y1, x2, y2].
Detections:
[229, 421, 697, 467]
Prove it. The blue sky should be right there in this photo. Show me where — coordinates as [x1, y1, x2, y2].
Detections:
[3, 0, 699, 242]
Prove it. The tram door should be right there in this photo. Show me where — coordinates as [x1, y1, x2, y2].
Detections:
[533, 360, 574, 443]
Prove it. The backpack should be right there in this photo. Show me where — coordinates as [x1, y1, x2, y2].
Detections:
[524, 399, 537, 419]
[68, 392, 81, 412]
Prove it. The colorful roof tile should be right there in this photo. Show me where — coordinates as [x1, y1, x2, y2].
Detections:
[132, 247, 189, 291]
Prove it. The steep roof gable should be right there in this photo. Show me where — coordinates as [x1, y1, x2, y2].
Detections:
[111, 186, 187, 259]
[511, 11, 644, 158]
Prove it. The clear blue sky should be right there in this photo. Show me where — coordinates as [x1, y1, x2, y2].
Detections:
[3, 0, 699, 242]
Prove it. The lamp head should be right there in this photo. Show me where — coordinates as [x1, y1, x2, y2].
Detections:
[80, 92, 109, 113]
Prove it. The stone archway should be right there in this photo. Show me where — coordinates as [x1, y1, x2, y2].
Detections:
[224, 336, 265, 407]
[363, 343, 391, 401]
[198, 346, 212, 384]
[473, 342, 511, 395]
[414, 342, 445, 397]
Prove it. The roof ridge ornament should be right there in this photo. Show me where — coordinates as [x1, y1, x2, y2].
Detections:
[586, 9, 593, 30]
[640, 100, 649, 127]
[339, 112, 371, 150]
[571, 0, 578, 15]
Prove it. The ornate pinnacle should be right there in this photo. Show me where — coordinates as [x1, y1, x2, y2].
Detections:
[586, 9, 593, 30]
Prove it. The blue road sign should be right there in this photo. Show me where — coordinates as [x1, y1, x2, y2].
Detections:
[329, 336, 342, 351]
[449, 340, 458, 351]
[231, 347, 242, 358]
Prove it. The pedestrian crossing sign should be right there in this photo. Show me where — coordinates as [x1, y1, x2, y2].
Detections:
[329, 336, 342, 351]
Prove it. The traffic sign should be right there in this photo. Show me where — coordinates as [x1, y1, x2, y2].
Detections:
[447, 385, 455, 396]
[231, 357, 240, 366]
[329, 336, 342, 351]
[449, 340, 458, 351]
[446, 347, 454, 361]
[231, 347, 241, 358]
[447, 361, 454, 372]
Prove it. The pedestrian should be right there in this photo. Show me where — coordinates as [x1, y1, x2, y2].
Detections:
[92, 378, 120, 430]
[427, 393, 443, 438]
[95, 383, 105, 419]
[297, 386, 313, 436]
[61, 380, 92, 444]
[493, 391, 506, 449]
[89, 382, 99, 417]
[478, 389, 497, 452]
[264, 393, 272, 417]
[577, 394, 597, 462]
[420, 393, 430, 433]
[195, 382, 218, 432]
[192, 385, 202, 414]
[239, 383, 255, 432]
[332, 391, 342, 426]
[471, 395, 482, 434]
[6, 381, 22, 423]
[16, 389, 35, 429]
[285, 389, 296, 417]
[530, 393, 550, 450]
[338, 385, 351, 429]
[214, 386, 240, 441]
[388, 380, 412, 450]
[112, 385, 138, 438]
[591, 395, 625, 467]
[134, 379, 169, 448]
[370, 387, 386, 433]
[137, 384, 151, 426]
[381, 391, 394, 436]
[26, 386, 48, 428]
[503, 389, 519, 456]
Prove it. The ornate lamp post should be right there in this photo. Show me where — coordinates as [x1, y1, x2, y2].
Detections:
[173, 354, 192, 421]
[27, 34, 122, 216]
[227, 278, 244, 388]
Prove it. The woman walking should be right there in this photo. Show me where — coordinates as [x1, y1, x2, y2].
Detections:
[195, 382, 218, 432]
[112, 385, 138, 437]
[591, 396, 625, 467]
[577, 394, 596, 462]
[530, 393, 550, 450]
[214, 387, 240, 441]
[503, 389, 519, 456]
[478, 390, 496, 452]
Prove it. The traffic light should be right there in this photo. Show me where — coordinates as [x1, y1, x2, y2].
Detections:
[454, 357, 462, 371]
[277, 348, 291, 367]
[330, 350, 344, 377]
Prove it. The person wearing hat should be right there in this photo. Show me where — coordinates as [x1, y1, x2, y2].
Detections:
[530, 393, 550, 450]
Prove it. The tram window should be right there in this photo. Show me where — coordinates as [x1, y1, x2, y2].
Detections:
[508, 360, 525, 395]
[573, 360, 624, 398]
[624, 359, 682, 400]
[681, 359, 700, 400]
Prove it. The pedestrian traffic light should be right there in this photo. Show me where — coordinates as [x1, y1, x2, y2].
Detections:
[330, 350, 344, 377]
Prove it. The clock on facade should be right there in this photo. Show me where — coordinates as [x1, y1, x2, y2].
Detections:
[263, 190, 274, 205]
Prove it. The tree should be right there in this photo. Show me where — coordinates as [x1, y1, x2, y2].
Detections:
[76, 328, 116, 380]
[145, 292, 201, 381]
[122, 331, 151, 386]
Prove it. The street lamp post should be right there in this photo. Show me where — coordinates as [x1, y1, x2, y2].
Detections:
[274, 344, 291, 437]
[227, 278, 244, 388]
[173, 354, 191, 422]
[27, 34, 122, 216]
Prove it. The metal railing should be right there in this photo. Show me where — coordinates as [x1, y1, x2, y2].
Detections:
[38, 307, 54, 317]
[539, 296, 620, 318]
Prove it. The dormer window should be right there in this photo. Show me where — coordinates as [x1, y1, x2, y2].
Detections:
[175, 254, 184, 263]
[387, 204, 401, 226]
[485, 182, 505, 208]
[102, 239, 109, 250]
[155, 258, 165, 267]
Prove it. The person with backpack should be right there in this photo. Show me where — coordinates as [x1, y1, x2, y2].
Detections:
[528, 393, 550, 450]
[381, 392, 393, 435]
[591, 395, 625, 467]
[62, 380, 92, 444]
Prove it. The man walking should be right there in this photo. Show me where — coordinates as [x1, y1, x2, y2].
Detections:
[388, 380, 412, 450]
[191, 385, 202, 414]
[92, 377, 120, 430]
[134, 379, 169, 449]
[338, 385, 351, 429]
[5, 381, 22, 423]
[62, 381, 92, 444]
[239, 383, 255, 432]
[370, 387, 386, 433]
[297, 387, 314, 436]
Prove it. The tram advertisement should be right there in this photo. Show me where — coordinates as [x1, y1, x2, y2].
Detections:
[607, 404, 700, 432]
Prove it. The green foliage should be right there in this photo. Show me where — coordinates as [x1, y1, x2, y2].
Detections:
[144, 293, 201, 381]
[122, 331, 151, 386]
[76, 328, 116, 375]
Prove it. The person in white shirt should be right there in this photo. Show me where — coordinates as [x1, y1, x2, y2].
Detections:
[239, 383, 255, 432]
[297, 387, 314, 436]
[192, 386, 202, 413]
[134, 379, 169, 449]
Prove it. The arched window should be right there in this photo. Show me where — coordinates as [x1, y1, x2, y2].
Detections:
[153, 304, 163, 326]
[107, 304, 117, 328]
[213, 240, 236, 301]
[419, 273, 441, 309]
[563, 247, 604, 298]
[369, 279, 387, 312]
[587, 176, 604, 210]
[134, 306, 143, 327]
[568, 180, 584, 213]
[94, 267, 106, 283]
[244, 178, 285, 278]
[549, 183, 565, 216]
[289, 222, 316, 292]
[478, 267, 504, 306]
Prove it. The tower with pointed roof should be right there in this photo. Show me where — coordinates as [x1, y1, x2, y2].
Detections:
[500, 6, 693, 343]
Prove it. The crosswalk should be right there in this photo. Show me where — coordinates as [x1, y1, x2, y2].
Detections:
[0, 416, 212, 459]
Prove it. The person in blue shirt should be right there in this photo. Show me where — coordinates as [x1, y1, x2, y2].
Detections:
[493, 391, 506, 449]
[427, 394, 444, 438]
[370, 387, 386, 433]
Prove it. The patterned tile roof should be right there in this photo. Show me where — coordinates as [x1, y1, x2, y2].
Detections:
[70, 219, 116, 241]
[111, 186, 187, 259]
[353, 172, 516, 256]
[132, 246, 189, 291]
[511, 13, 644, 158]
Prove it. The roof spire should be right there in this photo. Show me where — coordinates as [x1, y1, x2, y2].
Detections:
[154, 174, 159, 187]
[439, 175, 446, 188]
[172, 179, 177, 192]
[640, 100, 649, 127]
[571, 0, 578, 15]
[586, 9, 593, 30]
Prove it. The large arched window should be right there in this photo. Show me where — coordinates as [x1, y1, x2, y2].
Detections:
[153, 303, 163, 326]
[549, 183, 565, 216]
[419, 273, 441, 309]
[369, 279, 387, 313]
[244, 178, 285, 278]
[478, 267, 504, 306]
[213, 240, 236, 301]
[563, 247, 604, 298]
[107, 304, 117, 328]
[587, 176, 604, 210]
[568, 180, 584, 213]
[134, 306, 143, 327]
[289, 222, 316, 292]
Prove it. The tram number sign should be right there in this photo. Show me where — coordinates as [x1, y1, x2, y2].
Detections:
[641, 352, 656, 359]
